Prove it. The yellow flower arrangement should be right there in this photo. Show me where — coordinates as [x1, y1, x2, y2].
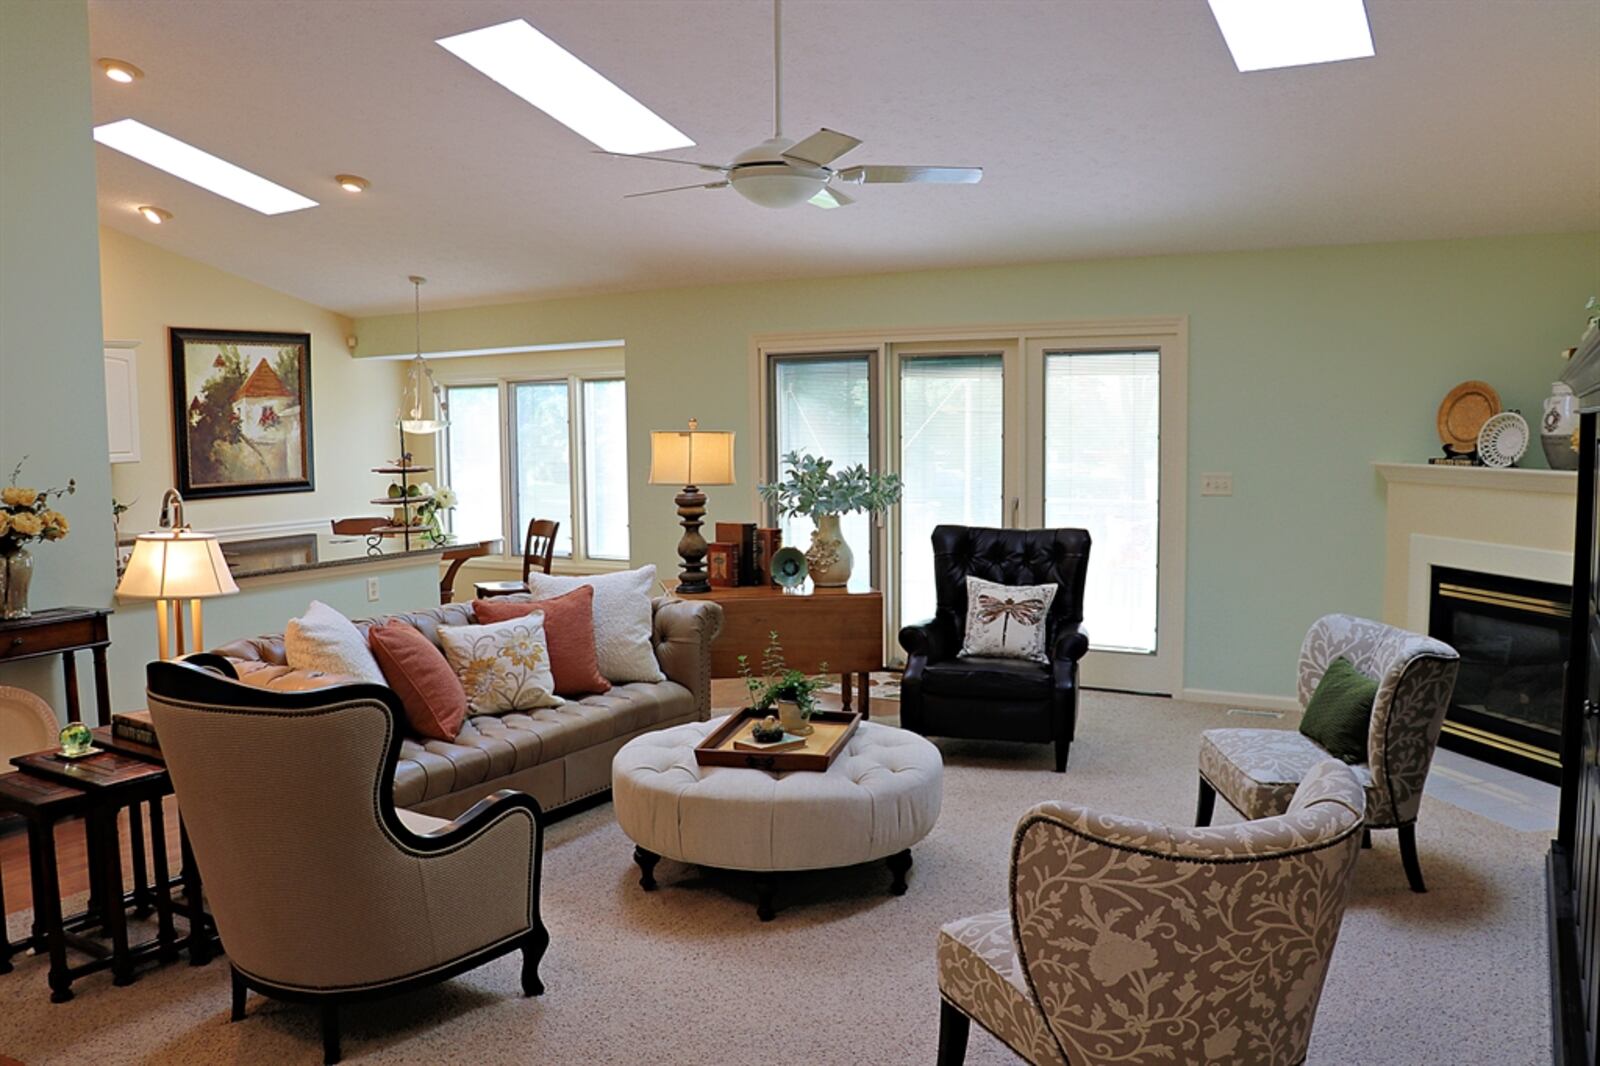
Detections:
[1, 457, 75, 556]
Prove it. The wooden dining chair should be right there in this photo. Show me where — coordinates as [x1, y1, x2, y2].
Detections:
[475, 518, 560, 599]
[330, 517, 388, 536]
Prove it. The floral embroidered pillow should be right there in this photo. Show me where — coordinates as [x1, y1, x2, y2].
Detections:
[437, 614, 563, 715]
[959, 576, 1058, 664]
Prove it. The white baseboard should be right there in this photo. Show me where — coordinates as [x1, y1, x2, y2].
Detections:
[1180, 688, 1301, 714]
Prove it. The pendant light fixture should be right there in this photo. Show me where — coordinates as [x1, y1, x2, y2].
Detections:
[399, 274, 448, 434]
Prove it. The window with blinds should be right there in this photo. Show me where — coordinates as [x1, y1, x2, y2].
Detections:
[1043, 350, 1160, 653]
[899, 355, 1005, 628]
[443, 385, 502, 543]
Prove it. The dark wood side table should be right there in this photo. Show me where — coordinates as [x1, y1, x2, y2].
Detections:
[0, 608, 113, 727]
[5, 749, 181, 1001]
[678, 586, 885, 717]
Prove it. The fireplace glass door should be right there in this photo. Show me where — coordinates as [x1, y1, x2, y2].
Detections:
[1429, 565, 1572, 783]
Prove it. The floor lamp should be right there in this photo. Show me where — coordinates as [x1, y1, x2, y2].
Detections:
[648, 419, 735, 594]
[116, 490, 239, 659]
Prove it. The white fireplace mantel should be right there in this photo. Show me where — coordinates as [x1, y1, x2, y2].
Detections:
[1374, 461, 1577, 627]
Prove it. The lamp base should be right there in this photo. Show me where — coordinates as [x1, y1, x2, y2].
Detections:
[674, 485, 711, 594]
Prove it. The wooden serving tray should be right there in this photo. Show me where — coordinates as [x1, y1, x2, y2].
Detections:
[695, 709, 860, 772]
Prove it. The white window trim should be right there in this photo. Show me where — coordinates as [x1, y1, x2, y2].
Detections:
[439, 363, 628, 573]
[749, 317, 1188, 692]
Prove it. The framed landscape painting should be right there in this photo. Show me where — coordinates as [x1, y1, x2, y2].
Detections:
[170, 327, 315, 499]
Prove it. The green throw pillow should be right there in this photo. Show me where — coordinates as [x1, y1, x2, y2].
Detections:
[1299, 657, 1377, 764]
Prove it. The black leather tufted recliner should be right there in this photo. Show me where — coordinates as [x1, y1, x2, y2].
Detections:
[897, 524, 1091, 772]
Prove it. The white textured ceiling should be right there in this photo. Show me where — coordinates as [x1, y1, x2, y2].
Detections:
[88, 0, 1600, 317]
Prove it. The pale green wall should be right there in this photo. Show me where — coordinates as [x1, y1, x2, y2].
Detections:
[0, 0, 118, 717]
[355, 232, 1600, 698]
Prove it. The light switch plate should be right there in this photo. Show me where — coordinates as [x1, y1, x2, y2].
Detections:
[1200, 473, 1234, 497]
[366, 577, 381, 602]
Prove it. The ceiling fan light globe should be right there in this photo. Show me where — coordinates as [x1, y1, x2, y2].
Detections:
[730, 170, 824, 208]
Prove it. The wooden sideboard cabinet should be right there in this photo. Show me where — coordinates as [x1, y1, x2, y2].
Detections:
[678, 586, 884, 717]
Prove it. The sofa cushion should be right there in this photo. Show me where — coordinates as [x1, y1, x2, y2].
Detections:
[437, 614, 562, 715]
[368, 620, 469, 742]
[523, 565, 665, 685]
[474, 587, 611, 698]
[921, 656, 1052, 701]
[392, 680, 696, 808]
[285, 600, 385, 685]
[1199, 727, 1375, 822]
[959, 576, 1058, 664]
[1298, 657, 1376, 764]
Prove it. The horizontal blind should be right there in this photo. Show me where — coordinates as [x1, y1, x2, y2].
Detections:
[582, 379, 630, 560]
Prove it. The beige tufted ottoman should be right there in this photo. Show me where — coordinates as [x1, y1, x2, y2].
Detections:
[612, 717, 944, 920]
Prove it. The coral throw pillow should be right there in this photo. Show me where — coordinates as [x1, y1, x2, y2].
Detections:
[437, 614, 563, 715]
[523, 565, 665, 684]
[368, 621, 470, 742]
[474, 586, 611, 697]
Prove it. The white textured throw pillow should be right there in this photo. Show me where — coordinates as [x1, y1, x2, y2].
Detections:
[284, 600, 386, 685]
[959, 576, 1059, 664]
[523, 565, 665, 684]
[437, 614, 562, 714]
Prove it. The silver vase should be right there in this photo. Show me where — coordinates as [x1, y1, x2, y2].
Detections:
[1, 547, 33, 620]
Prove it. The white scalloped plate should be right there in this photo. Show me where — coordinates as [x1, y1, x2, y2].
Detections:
[0, 684, 59, 766]
[1476, 411, 1530, 468]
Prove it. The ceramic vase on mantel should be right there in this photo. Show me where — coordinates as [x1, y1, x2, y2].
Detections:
[1, 547, 33, 620]
[1542, 382, 1580, 471]
[806, 513, 853, 588]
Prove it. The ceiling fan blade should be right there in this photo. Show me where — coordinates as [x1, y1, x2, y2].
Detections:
[782, 128, 862, 168]
[836, 165, 983, 185]
[808, 186, 854, 209]
[624, 181, 730, 199]
[594, 149, 729, 173]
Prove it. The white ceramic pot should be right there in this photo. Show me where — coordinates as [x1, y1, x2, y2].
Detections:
[1542, 382, 1580, 471]
[806, 513, 853, 588]
[776, 698, 813, 736]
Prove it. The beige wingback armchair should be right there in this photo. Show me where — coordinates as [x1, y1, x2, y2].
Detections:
[1198, 613, 1459, 892]
[936, 760, 1366, 1066]
[147, 659, 548, 1065]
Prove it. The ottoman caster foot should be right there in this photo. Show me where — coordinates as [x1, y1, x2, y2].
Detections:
[633, 846, 659, 891]
[755, 875, 777, 922]
[887, 849, 913, 896]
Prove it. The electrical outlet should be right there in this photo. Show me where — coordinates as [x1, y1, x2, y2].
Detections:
[1200, 473, 1233, 497]
[366, 577, 381, 602]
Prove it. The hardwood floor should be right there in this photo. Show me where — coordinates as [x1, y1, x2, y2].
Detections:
[1, 802, 184, 917]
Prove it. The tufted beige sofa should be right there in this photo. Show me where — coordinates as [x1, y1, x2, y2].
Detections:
[209, 594, 722, 818]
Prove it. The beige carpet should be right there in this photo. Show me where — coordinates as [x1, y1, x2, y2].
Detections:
[0, 693, 1550, 1065]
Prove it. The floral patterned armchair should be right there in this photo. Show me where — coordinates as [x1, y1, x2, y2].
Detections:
[1197, 614, 1458, 892]
[936, 760, 1366, 1066]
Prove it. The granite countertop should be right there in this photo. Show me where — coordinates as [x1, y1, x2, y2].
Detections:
[217, 532, 445, 580]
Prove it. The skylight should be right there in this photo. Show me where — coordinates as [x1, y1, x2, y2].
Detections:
[1207, 0, 1375, 72]
[437, 19, 693, 155]
[92, 119, 318, 215]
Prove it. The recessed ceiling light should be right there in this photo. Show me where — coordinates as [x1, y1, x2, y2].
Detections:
[137, 205, 172, 224]
[1207, 0, 1374, 72]
[98, 58, 144, 84]
[436, 19, 693, 155]
[92, 119, 318, 215]
[336, 174, 370, 193]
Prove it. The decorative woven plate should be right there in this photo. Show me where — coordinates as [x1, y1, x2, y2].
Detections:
[1476, 411, 1529, 468]
[1436, 380, 1501, 452]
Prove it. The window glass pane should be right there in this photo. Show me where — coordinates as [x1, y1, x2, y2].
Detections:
[513, 381, 573, 557]
[583, 379, 630, 560]
[899, 356, 1004, 629]
[1044, 351, 1160, 654]
[443, 385, 502, 543]
[771, 356, 873, 592]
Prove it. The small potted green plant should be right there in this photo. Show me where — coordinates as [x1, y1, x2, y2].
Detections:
[758, 451, 902, 588]
[737, 630, 829, 736]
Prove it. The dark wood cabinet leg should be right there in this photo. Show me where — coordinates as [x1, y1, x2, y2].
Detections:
[521, 922, 550, 997]
[321, 1003, 341, 1065]
[1195, 778, 1217, 827]
[230, 966, 247, 1021]
[149, 797, 179, 962]
[633, 846, 659, 891]
[1398, 823, 1427, 893]
[31, 818, 72, 1003]
[61, 650, 81, 725]
[859, 672, 870, 719]
[92, 645, 111, 727]
[937, 999, 971, 1066]
[754, 874, 777, 922]
[840, 673, 853, 714]
[888, 849, 913, 896]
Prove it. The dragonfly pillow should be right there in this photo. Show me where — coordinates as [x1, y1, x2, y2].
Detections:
[959, 576, 1059, 664]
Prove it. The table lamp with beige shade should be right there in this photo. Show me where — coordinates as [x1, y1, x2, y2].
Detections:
[115, 489, 238, 659]
[648, 419, 735, 594]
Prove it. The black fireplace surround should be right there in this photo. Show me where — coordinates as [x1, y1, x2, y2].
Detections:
[1427, 565, 1571, 783]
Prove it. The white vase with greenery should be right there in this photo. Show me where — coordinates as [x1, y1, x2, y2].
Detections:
[758, 452, 902, 588]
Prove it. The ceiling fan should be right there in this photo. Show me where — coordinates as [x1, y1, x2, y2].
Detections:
[599, 0, 983, 209]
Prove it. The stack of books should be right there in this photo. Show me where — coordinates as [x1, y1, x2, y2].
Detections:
[112, 709, 159, 749]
